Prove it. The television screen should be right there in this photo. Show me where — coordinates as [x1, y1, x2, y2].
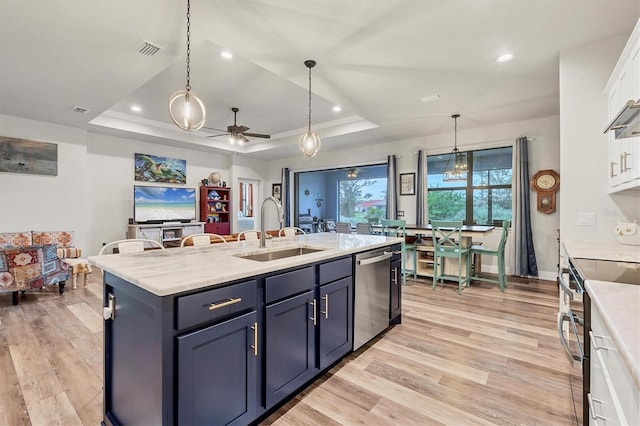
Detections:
[134, 185, 196, 223]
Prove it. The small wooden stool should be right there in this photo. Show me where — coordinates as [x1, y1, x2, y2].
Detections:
[61, 258, 92, 289]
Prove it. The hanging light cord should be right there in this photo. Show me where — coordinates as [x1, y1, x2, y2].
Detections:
[453, 114, 458, 151]
[307, 64, 312, 133]
[185, 0, 191, 92]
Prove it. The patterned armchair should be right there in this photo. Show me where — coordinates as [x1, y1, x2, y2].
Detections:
[0, 243, 70, 305]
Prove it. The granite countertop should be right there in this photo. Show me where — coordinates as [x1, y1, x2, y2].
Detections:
[89, 233, 402, 297]
[563, 240, 640, 390]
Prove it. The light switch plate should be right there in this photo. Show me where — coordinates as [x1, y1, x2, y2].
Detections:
[578, 213, 596, 226]
[397, 211, 404, 217]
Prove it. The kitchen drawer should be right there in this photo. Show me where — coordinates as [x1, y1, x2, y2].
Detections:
[318, 256, 352, 285]
[176, 280, 257, 331]
[265, 266, 315, 304]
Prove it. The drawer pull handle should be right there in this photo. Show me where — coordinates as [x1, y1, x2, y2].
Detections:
[209, 297, 242, 311]
[589, 331, 610, 351]
[310, 299, 317, 326]
[250, 322, 258, 356]
[321, 295, 329, 319]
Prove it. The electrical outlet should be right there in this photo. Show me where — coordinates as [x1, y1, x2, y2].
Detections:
[577, 213, 596, 226]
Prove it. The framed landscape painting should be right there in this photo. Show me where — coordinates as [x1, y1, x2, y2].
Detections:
[0, 136, 58, 176]
[134, 153, 186, 184]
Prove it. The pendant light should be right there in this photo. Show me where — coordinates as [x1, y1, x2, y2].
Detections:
[443, 114, 468, 181]
[168, 0, 206, 132]
[299, 60, 321, 157]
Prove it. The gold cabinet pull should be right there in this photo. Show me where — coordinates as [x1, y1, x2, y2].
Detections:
[209, 297, 242, 311]
[310, 299, 317, 326]
[321, 295, 329, 319]
[250, 322, 258, 356]
[392, 267, 398, 285]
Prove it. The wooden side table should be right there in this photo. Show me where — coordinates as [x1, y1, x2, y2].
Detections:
[61, 258, 92, 289]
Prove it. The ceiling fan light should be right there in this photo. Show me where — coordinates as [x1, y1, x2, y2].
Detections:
[299, 131, 321, 157]
[168, 90, 206, 131]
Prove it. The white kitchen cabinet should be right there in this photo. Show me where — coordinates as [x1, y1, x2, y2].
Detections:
[605, 18, 640, 193]
[588, 306, 640, 425]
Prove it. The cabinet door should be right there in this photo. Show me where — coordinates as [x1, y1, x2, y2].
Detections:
[177, 311, 258, 426]
[319, 277, 353, 369]
[390, 259, 402, 321]
[265, 290, 316, 409]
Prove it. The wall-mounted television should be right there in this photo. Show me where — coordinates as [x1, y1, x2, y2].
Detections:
[134, 185, 196, 223]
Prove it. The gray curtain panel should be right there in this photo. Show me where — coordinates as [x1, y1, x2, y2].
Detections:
[511, 137, 538, 277]
[416, 149, 428, 227]
[281, 167, 290, 227]
[386, 155, 397, 220]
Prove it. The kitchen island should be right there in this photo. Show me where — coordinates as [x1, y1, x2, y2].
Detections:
[89, 233, 403, 426]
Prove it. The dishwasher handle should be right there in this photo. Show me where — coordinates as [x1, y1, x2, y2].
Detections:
[357, 252, 392, 266]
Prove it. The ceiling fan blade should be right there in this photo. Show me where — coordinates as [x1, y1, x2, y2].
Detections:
[202, 126, 229, 133]
[238, 135, 249, 144]
[242, 132, 271, 139]
[236, 125, 250, 133]
[205, 133, 231, 138]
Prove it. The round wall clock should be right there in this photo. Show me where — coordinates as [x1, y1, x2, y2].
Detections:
[531, 169, 560, 214]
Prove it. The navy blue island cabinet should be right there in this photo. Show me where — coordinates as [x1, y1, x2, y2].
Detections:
[102, 249, 397, 426]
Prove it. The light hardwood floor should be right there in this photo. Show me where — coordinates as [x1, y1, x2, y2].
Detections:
[0, 272, 582, 425]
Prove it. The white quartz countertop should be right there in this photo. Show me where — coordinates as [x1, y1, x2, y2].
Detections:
[586, 280, 640, 389]
[562, 240, 640, 263]
[563, 239, 640, 389]
[89, 233, 402, 296]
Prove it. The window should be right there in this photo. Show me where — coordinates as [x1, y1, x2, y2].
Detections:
[338, 177, 387, 226]
[427, 147, 512, 225]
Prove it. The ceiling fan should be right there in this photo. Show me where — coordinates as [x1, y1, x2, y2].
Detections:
[204, 107, 271, 145]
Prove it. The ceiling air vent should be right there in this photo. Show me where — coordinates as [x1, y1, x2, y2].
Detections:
[71, 106, 90, 114]
[136, 39, 162, 56]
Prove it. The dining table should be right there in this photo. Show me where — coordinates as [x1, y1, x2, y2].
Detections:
[373, 223, 495, 247]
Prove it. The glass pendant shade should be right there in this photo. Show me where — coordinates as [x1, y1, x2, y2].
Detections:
[299, 131, 321, 157]
[442, 113, 467, 181]
[168, 90, 206, 131]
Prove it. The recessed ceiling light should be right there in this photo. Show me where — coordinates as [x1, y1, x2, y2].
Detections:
[131, 105, 142, 112]
[497, 53, 514, 63]
[333, 105, 342, 112]
[221, 51, 233, 59]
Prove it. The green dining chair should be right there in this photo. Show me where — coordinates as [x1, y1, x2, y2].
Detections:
[367, 217, 381, 235]
[431, 220, 471, 294]
[381, 219, 417, 285]
[469, 220, 510, 291]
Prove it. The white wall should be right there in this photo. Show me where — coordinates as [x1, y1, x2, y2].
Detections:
[1, 113, 234, 256]
[85, 133, 231, 255]
[267, 115, 561, 279]
[559, 34, 640, 244]
[0, 114, 91, 251]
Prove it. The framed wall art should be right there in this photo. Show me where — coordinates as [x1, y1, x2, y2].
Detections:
[272, 183, 281, 201]
[134, 153, 186, 184]
[0, 136, 58, 176]
[400, 172, 415, 195]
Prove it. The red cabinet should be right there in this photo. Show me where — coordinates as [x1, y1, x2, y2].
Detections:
[199, 186, 231, 235]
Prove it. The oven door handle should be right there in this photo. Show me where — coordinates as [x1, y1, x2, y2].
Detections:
[557, 311, 584, 363]
[557, 268, 574, 300]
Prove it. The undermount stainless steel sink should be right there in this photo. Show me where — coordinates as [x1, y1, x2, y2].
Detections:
[234, 247, 325, 262]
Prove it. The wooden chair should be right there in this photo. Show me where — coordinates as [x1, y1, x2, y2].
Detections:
[355, 222, 370, 235]
[279, 227, 306, 238]
[335, 222, 352, 234]
[237, 230, 259, 241]
[180, 233, 227, 247]
[469, 220, 511, 292]
[381, 219, 417, 285]
[367, 217, 381, 235]
[99, 239, 164, 255]
[431, 220, 471, 295]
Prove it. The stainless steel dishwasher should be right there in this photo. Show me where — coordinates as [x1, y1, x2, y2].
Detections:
[353, 248, 392, 350]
